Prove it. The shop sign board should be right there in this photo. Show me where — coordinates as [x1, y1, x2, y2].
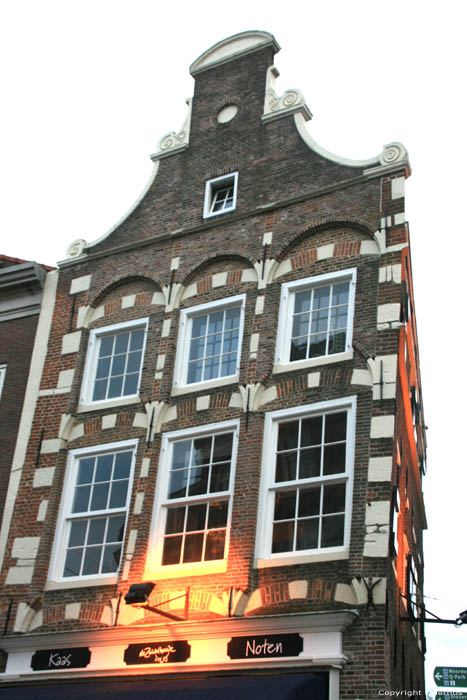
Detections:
[124, 640, 191, 665]
[31, 647, 91, 671]
[227, 633, 303, 659]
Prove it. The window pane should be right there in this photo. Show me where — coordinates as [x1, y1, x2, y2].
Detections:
[222, 329, 238, 353]
[187, 361, 203, 384]
[69, 520, 87, 547]
[301, 416, 322, 446]
[272, 521, 294, 553]
[72, 485, 91, 513]
[106, 515, 125, 542]
[208, 501, 228, 528]
[114, 332, 129, 354]
[87, 518, 106, 545]
[313, 285, 330, 309]
[102, 544, 121, 573]
[308, 333, 327, 357]
[192, 437, 212, 465]
[209, 462, 230, 492]
[321, 514, 345, 547]
[162, 536, 182, 565]
[99, 336, 114, 357]
[296, 519, 319, 550]
[168, 469, 188, 499]
[188, 466, 209, 496]
[208, 311, 224, 335]
[290, 338, 307, 361]
[186, 503, 207, 531]
[82, 546, 102, 575]
[205, 530, 225, 560]
[183, 533, 203, 562]
[77, 458, 94, 485]
[298, 448, 321, 479]
[221, 353, 237, 376]
[298, 487, 320, 517]
[328, 330, 346, 354]
[92, 380, 107, 401]
[332, 282, 349, 306]
[191, 315, 207, 338]
[172, 441, 191, 469]
[203, 355, 220, 380]
[95, 454, 113, 482]
[129, 329, 145, 351]
[107, 375, 123, 398]
[292, 313, 309, 338]
[110, 354, 126, 376]
[275, 452, 297, 482]
[114, 451, 132, 479]
[325, 412, 347, 443]
[90, 483, 109, 511]
[277, 421, 299, 451]
[294, 291, 311, 314]
[189, 337, 205, 361]
[213, 433, 233, 462]
[274, 490, 296, 520]
[323, 443, 346, 475]
[323, 483, 346, 514]
[166, 507, 186, 534]
[96, 356, 111, 379]
[64, 548, 83, 577]
[109, 480, 129, 508]
[127, 350, 142, 373]
[225, 307, 241, 329]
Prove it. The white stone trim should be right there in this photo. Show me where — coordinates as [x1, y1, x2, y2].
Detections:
[212, 272, 227, 288]
[12, 537, 40, 559]
[190, 31, 280, 75]
[70, 275, 91, 294]
[391, 177, 405, 199]
[156, 353, 166, 370]
[132, 413, 147, 429]
[255, 296, 264, 315]
[102, 414, 117, 430]
[316, 244, 335, 261]
[360, 240, 379, 255]
[57, 369, 75, 388]
[377, 303, 401, 325]
[307, 372, 320, 388]
[170, 257, 180, 271]
[121, 294, 136, 309]
[65, 603, 81, 620]
[40, 438, 63, 454]
[61, 330, 82, 354]
[368, 456, 392, 482]
[379, 264, 402, 284]
[249, 332, 259, 356]
[161, 319, 171, 337]
[263, 232, 272, 245]
[6, 566, 34, 585]
[394, 212, 405, 225]
[196, 395, 210, 411]
[133, 492, 144, 515]
[371, 415, 395, 438]
[37, 500, 48, 521]
[140, 458, 150, 479]
[288, 580, 308, 599]
[33, 467, 55, 488]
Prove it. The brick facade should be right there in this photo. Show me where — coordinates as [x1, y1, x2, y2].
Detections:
[0, 32, 426, 699]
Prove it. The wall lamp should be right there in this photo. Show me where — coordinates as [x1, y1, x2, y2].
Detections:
[124, 582, 190, 621]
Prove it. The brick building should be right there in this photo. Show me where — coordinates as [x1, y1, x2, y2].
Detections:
[0, 255, 55, 524]
[0, 31, 427, 698]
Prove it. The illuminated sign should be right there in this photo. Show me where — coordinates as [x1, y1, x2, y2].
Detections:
[124, 640, 191, 665]
[31, 647, 91, 671]
[227, 634, 303, 659]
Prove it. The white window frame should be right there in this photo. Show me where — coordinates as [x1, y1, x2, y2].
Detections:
[173, 295, 245, 393]
[255, 397, 356, 568]
[80, 318, 148, 409]
[48, 439, 137, 585]
[0, 364, 6, 399]
[274, 269, 356, 373]
[203, 172, 238, 218]
[145, 420, 239, 579]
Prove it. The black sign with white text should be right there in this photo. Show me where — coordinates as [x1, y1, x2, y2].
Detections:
[124, 640, 191, 665]
[31, 647, 91, 671]
[227, 633, 303, 659]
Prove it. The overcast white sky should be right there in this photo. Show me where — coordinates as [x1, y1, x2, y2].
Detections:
[1, 1, 465, 693]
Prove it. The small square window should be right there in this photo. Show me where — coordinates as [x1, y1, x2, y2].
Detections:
[80, 319, 148, 407]
[174, 295, 245, 390]
[275, 269, 356, 371]
[203, 173, 238, 218]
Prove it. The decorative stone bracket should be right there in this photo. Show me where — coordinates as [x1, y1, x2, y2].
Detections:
[263, 66, 312, 123]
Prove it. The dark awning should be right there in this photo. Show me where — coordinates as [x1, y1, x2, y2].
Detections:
[0, 672, 328, 699]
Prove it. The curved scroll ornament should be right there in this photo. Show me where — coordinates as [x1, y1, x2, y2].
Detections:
[263, 66, 312, 123]
[159, 130, 187, 151]
[151, 98, 192, 161]
[380, 142, 408, 166]
[66, 239, 87, 258]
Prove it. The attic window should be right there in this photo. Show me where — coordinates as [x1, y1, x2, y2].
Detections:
[203, 173, 238, 218]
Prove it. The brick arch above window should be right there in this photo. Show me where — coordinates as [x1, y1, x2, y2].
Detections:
[179, 255, 258, 305]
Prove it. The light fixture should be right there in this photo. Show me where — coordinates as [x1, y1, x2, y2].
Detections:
[124, 582, 190, 621]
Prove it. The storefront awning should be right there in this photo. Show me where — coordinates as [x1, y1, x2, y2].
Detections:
[0, 672, 328, 699]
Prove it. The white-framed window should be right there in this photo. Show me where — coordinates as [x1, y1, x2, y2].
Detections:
[275, 269, 356, 370]
[255, 397, 356, 565]
[0, 364, 6, 399]
[80, 318, 148, 406]
[148, 420, 238, 574]
[174, 295, 245, 390]
[49, 440, 137, 582]
[203, 173, 238, 218]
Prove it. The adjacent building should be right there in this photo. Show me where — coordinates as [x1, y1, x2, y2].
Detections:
[0, 31, 427, 699]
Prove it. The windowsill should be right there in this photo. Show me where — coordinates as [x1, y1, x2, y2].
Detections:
[45, 575, 118, 590]
[203, 208, 235, 219]
[273, 350, 353, 375]
[77, 395, 142, 413]
[172, 375, 238, 397]
[143, 560, 227, 580]
[255, 549, 349, 568]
